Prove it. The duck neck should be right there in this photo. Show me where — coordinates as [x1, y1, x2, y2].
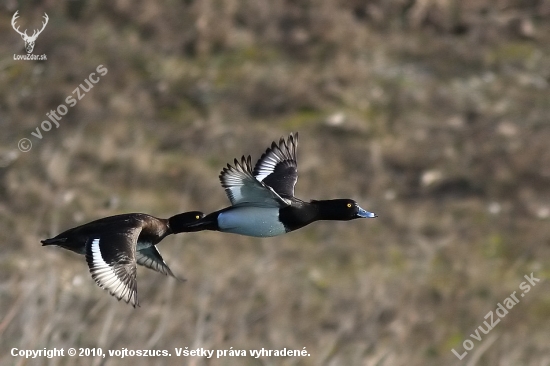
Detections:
[279, 201, 321, 232]
[312, 200, 345, 221]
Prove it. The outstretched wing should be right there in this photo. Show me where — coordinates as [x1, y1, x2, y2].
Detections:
[85, 229, 140, 307]
[136, 246, 182, 280]
[252, 132, 298, 198]
[219, 156, 290, 207]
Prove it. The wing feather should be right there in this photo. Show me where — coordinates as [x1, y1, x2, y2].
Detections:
[252, 132, 298, 197]
[136, 246, 181, 280]
[219, 155, 289, 207]
[85, 230, 140, 307]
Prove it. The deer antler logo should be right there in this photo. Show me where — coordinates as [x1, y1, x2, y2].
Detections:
[12, 11, 49, 54]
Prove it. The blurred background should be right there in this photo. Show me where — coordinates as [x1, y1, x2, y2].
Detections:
[1, 0, 550, 365]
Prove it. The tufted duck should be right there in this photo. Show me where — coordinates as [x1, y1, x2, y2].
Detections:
[185, 132, 376, 237]
[42, 211, 204, 307]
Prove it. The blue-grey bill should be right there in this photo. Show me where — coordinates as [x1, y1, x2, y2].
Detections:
[357, 207, 377, 218]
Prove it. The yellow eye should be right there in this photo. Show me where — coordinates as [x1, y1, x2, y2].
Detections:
[196, 215, 200, 219]
[347, 203, 352, 208]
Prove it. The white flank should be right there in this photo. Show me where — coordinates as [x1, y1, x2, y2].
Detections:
[218, 207, 286, 237]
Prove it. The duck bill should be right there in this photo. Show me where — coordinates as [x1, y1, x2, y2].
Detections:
[356, 206, 377, 218]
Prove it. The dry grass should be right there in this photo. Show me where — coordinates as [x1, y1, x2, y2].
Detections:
[1, 0, 550, 365]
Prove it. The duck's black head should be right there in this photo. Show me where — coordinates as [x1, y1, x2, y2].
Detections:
[313, 199, 377, 221]
[169, 211, 206, 233]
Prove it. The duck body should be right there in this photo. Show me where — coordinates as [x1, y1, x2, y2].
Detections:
[42, 211, 204, 307]
[216, 206, 285, 237]
[196, 197, 373, 237]
[185, 132, 377, 237]
[42, 213, 170, 254]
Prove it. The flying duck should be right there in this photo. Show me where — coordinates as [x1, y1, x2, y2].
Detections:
[42, 211, 204, 307]
[185, 132, 376, 237]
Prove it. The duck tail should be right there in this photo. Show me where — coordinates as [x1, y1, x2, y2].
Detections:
[41, 237, 66, 246]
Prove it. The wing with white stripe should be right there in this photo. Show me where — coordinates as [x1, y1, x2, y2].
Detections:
[252, 132, 298, 197]
[219, 155, 290, 207]
[85, 230, 140, 307]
